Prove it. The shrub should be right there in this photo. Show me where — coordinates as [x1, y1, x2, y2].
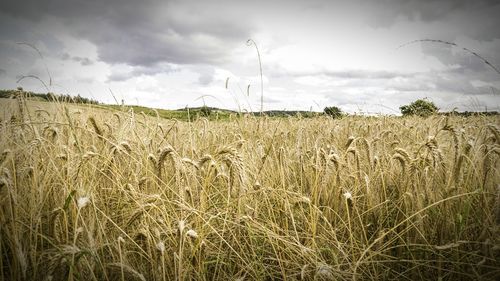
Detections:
[400, 99, 438, 117]
[324, 106, 343, 118]
[200, 105, 212, 117]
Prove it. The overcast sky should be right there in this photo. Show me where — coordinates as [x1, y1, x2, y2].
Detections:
[1, 0, 499, 113]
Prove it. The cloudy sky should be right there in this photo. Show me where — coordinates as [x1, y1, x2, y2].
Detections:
[1, 0, 499, 113]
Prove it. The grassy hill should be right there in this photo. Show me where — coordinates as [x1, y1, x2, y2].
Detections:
[1, 89, 325, 121]
[1, 89, 498, 121]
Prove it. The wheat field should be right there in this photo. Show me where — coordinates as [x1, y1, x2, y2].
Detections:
[0, 96, 499, 280]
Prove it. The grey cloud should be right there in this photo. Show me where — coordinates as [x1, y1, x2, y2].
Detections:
[0, 0, 254, 67]
[322, 70, 414, 80]
[0, 69, 6, 76]
[476, 86, 500, 96]
[387, 39, 500, 100]
[76, 57, 93, 66]
[0, 13, 66, 52]
[0, 41, 47, 71]
[385, 80, 433, 93]
[2, 0, 498, 68]
[418, 42, 500, 86]
[107, 72, 133, 82]
[385, 69, 496, 97]
[324, 90, 374, 107]
[75, 76, 95, 84]
[197, 67, 215, 86]
[61, 53, 94, 66]
[311, 67, 498, 110]
[0, 15, 67, 84]
[198, 74, 214, 86]
[271, 67, 416, 80]
[263, 96, 282, 104]
[107, 64, 176, 82]
[431, 74, 475, 93]
[368, 0, 469, 24]
[364, 0, 500, 41]
[0, 41, 51, 81]
[433, 77, 499, 97]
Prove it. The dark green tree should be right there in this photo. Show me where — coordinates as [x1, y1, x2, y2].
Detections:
[200, 106, 212, 117]
[400, 99, 438, 117]
[324, 106, 343, 118]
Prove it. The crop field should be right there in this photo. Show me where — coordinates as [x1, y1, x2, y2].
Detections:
[0, 96, 499, 280]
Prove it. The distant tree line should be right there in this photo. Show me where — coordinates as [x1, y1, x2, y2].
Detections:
[2, 88, 497, 117]
[0, 87, 100, 105]
[437, 111, 498, 117]
[324, 99, 498, 118]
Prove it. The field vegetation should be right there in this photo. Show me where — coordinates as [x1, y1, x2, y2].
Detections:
[0, 95, 499, 280]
